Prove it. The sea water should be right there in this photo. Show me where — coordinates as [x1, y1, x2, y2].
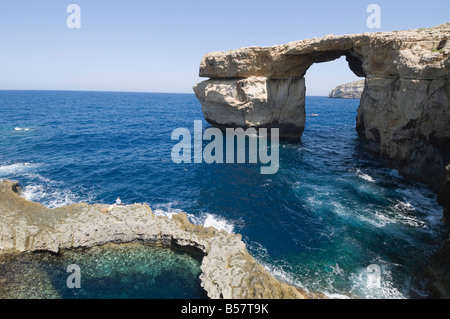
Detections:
[0, 244, 205, 299]
[0, 90, 445, 299]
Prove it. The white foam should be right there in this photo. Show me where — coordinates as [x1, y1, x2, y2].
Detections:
[350, 204, 426, 229]
[202, 213, 235, 233]
[0, 163, 40, 176]
[20, 184, 45, 202]
[153, 209, 180, 220]
[46, 191, 80, 208]
[349, 266, 407, 299]
[151, 202, 186, 219]
[331, 201, 351, 218]
[20, 183, 90, 209]
[150, 203, 236, 233]
[256, 257, 351, 299]
[153, 205, 236, 234]
[14, 127, 31, 131]
[0, 162, 93, 208]
[356, 169, 375, 183]
[399, 188, 442, 226]
[258, 260, 309, 292]
[391, 202, 427, 228]
[322, 292, 351, 299]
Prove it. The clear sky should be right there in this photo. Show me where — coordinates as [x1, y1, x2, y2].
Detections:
[0, 0, 448, 95]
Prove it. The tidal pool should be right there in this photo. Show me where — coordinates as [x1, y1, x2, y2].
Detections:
[0, 243, 207, 299]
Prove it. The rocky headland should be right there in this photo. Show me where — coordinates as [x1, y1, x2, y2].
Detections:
[328, 80, 365, 99]
[193, 24, 450, 297]
[0, 180, 306, 299]
[193, 23, 449, 189]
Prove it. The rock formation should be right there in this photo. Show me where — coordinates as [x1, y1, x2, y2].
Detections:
[428, 165, 450, 298]
[329, 80, 365, 99]
[0, 180, 306, 299]
[193, 24, 450, 297]
[193, 23, 450, 189]
[194, 77, 306, 139]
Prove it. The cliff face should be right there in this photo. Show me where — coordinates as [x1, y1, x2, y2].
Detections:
[429, 165, 450, 298]
[193, 23, 450, 189]
[194, 24, 450, 297]
[329, 80, 365, 99]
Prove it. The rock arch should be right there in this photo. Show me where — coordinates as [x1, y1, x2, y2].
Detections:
[0, 180, 306, 299]
[193, 24, 450, 188]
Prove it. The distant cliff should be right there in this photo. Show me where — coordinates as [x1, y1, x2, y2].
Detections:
[328, 80, 365, 99]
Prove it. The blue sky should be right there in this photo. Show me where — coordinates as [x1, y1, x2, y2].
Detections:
[0, 1, 448, 95]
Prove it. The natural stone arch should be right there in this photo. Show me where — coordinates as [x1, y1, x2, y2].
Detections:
[0, 180, 306, 299]
[193, 24, 450, 188]
[193, 47, 366, 140]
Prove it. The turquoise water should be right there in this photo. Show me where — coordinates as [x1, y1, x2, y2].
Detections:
[0, 90, 445, 299]
[0, 244, 206, 299]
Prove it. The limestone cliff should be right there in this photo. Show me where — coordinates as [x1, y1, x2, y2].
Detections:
[193, 23, 450, 188]
[429, 165, 450, 298]
[193, 24, 450, 297]
[329, 80, 365, 99]
[0, 180, 306, 299]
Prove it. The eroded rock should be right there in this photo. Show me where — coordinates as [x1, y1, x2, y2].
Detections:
[0, 180, 305, 299]
[329, 80, 365, 99]
[429, 165, 450, 298]
[193, 23, 450, 187]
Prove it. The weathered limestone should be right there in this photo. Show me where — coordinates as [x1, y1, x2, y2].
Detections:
[193, 23, 450, 188]
[194, 77, 306, 138]
[0, 180, 305, 299]
[356, 76, 449, 188]
[428, 165, 450, 298]
[194, 24, 450, 297]
[329, 80, 365, 99]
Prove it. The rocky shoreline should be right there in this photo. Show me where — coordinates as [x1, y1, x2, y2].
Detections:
[0, 180, 307, 299]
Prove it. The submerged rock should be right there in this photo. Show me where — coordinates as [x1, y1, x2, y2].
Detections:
[0, 180, 306, 299]
[328, 80, 365, 99]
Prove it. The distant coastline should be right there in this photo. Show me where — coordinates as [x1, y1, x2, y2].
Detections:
[328, 80, 365, 99]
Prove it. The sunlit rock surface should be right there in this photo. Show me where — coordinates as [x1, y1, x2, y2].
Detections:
[0, 180, 306, 299]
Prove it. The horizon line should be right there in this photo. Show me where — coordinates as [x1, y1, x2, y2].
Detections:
[0, 89, 332, 97]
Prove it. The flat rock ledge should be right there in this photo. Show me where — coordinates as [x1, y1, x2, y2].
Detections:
[0, 180, 306, 299]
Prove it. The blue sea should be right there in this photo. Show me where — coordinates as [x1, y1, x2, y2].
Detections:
[0, 90, 445, 299]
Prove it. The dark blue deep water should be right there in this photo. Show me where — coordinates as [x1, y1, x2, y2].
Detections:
[0, 90, 445, 299]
